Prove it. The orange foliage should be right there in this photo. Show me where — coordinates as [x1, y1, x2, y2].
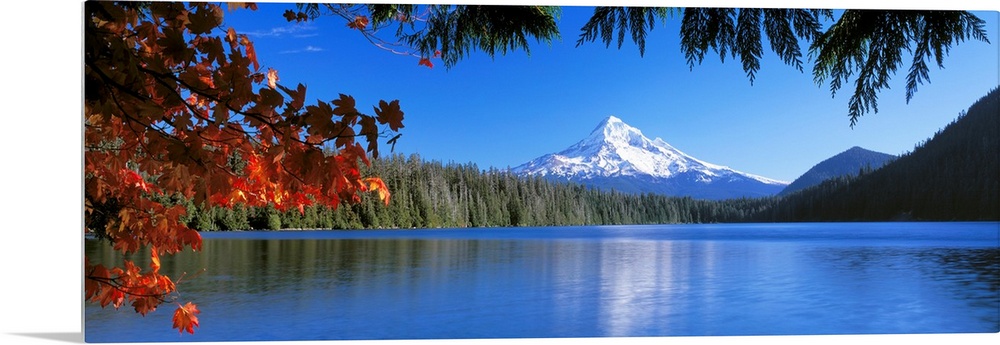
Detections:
[172, 302, 201, 334]
[84, 2, 401, 333]
[348, 15, 370, 30]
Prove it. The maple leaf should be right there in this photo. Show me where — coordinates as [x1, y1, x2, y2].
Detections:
[150, 249, 161, 273]
[158, 27, 190, 64]
[186, 4, 224, 35]
[172, 302, 200, 334]
[418, 57, 434, 68]
[132, 296, 160, 316]
[259, 87, 284, 108]
[374, 100, 405, 131]
[98, 285, 125, 309]
[225, 27, 238, 48]
[86, 2, 402, 334]
[358, 115, 380, 158]
[280, 83, 307, 110]
[122, 169, 151, 192]
[332, 94, 357, 116]
[266, 68, 279, 89]
[363, 177, 391, 206]
[347, 15, 369, 30]
[242, 36, 260, 71]
[85, 262, 108, 301]
[181, 228, 204, 251]
[228, 3, 258, 11]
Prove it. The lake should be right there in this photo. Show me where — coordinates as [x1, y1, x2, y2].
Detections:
[84, 222, 1000, 342]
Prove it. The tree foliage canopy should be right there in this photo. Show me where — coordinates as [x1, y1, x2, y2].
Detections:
[809, 10, 989, 125]
[576, 7, 990, 126]
[288, 3, 561, 68]
[85, 1, 398, 333]
[304, 4, 991, 126]
[294, 4, 989, 127]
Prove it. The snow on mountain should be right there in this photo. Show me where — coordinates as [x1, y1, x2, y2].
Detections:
[512, 116, 788, 200]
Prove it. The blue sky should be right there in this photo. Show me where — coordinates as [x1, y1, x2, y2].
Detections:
[218, 1, 1000, 182]
[3, 2, 997, 344]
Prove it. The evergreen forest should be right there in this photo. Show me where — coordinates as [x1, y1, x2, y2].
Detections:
[175, 88, 999, 231]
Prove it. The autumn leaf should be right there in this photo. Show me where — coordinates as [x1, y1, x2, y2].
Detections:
[85, 2, 402, 334]
[225, 27, 238, 47]
[259, 87, 284, 108]
[266, 68, 279, 89]
[186, 4, 224, 35]
[158, 27, 189, 64]
[97, 285, 125, 309]
[363, 177, 391, 206]
[418, 57, 434, 68]
[358, 115, 380, 158]
[278, 83, 307, 110]
[122, 169, 151, 192]
[150, 249, 161, 273]
[374, 100, 405, 131]
[85, 262, 108, 301]
[132, 296, 159, 316]
[172, 302, 200, 334]
[332, 94, 357, 116]
[347, 15, 369, 30]
[283, 9, 299, 22]
[242, 36, 260, 71]
[228, 3, 258, 11]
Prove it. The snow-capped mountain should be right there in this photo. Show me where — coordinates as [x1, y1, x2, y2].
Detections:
[512, 116, 788, 200]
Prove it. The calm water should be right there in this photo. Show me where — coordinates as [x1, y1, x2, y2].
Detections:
[84, 222, 1000, 342]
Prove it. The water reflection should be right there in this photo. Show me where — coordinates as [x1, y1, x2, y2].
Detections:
[808, 246, 1000, 333]
[85, 224, 1000, 342]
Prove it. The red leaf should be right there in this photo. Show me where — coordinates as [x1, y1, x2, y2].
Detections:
[266, 68, 278, 89]
[332, 94, 357, 116]
[150, 249, 161, 273]
[242, 36, 259, 71]
[347, 15, 369, 30]
[374, 100, 405, 131]
[122, 169, 151, 192]
[283, 9, 298, 22]
[172, 302, 201, 334]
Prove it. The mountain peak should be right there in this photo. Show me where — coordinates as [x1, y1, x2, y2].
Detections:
[588, 115, 646, 147]
[603, 115, 623, 124]
[592, 115, 629, 133]
[513, 117, 788, 199]
[778, 146, 896, 196]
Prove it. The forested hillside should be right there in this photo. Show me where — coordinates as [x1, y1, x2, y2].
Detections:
[748, 88, 999, 221]
[174, 88, 998, 230]
[778, 147, 896, 196]
[174, 154, 754, 230]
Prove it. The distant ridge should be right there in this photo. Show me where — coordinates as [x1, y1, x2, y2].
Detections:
[779, 146, 896, 196]
[512, 116, 787, 200]
[752, 87, 1000, 221]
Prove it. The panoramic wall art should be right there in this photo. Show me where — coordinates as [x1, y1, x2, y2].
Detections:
[84, 2, 1000, 343]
